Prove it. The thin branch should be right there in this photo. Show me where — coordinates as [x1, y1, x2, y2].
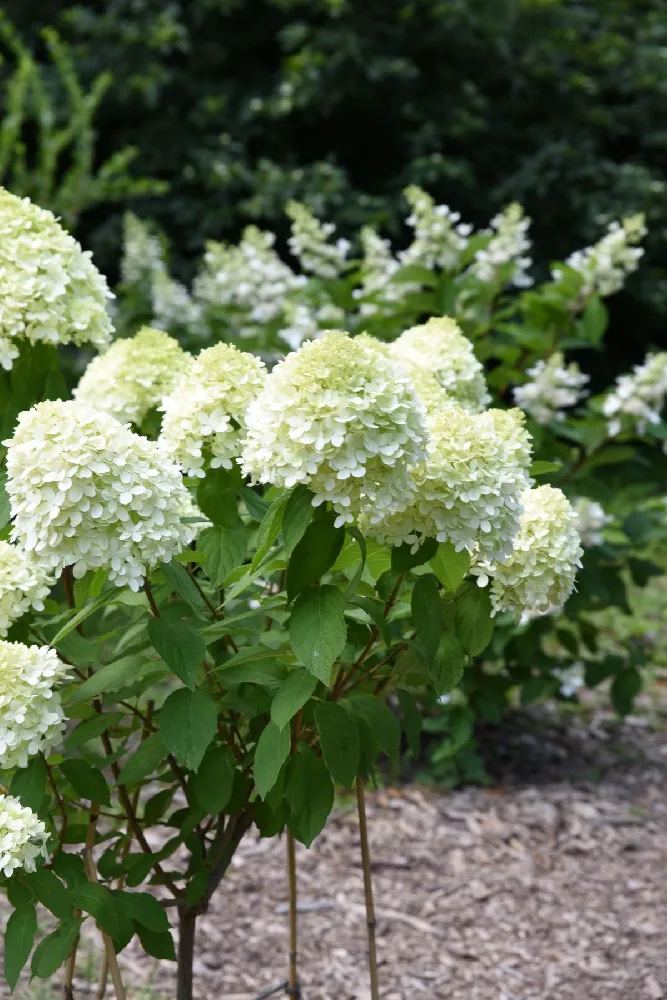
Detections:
[142, 579, 160, 618]
[286, 832, 300, 998]
[43, 754, 68, 848]
[356, 777, 379, 1000]
[83, 848, 127, 1000]
[187, 569, 221, 619]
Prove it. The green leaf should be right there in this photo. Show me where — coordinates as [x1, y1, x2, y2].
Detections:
[217, 656, 286, 689]
[397, 690, 421, 757]
[162, 561, 209, 617]
[391, 537, 438, 573]
[611, 668, 642, 716]
[271, 668, 318, 730]
[117, 732, 168, 786]
[73, 658, 149, 702]
[429, 632, 467, 695]
[0, 476, 10, 531]
[64, 712, 123, 749]
[350, 596, 391, 649]
[286, 505, 345, 599]
[9, 756, 46, 812]
[289, 585, 346, 684]
[159, 688, 217, 771]
[581, 294, 608, 345]
[455, 588, 494, 656]
[60, 759, 111, 806]
[191, 745, 235, 813]
[529, 460, 562, 477]
[116, 891, 169, 933]
[314, 701, 360, 788]
[135, 924, 176, 961]
[199, 525, 246, 588]
[52, 592, 112, 644]
[196, 466, 241, 527]
[254, 721, 291, 799]
[240, 486, 270, 521]
[147, 617, 205, 689]
[411, 575, 442, 661]
[342, 526, 367, 600]
[429, 542, 470, 592]
[69, 883, 126, 939]
[20, 870, 73, 921]
[282, 485, 314, 554]
[31, 920, 82, 979]
[4, 904, 37, 991]
[285, 745, 334, 847]
[347, 695, 400, 759]
[251, 490, 290, 570]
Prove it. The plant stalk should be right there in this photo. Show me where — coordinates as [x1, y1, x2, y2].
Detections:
[286, 832, 300, 998]
[356, 776, 380, 1000]
[83, 848, 127, 1000]
[177, 908, 197, 1000]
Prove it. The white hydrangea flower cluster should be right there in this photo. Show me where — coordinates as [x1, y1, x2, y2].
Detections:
[475, 485, 583, 623]
[0, 541, 53, 637]
[0, 187, 113, 369]
[5, 400, 198, 590]
[354, 226, 410, 317]
[0, 640, 68, 769]
[286, 201, 350, 279]
[121, 212, 166, 286]
[193, 226, 306, 324]
[513, 352, 590, 424]
[151, 270, 203, 334]
[390, 318, 490, 413]
[74, 327, 191, 426]
[555, 214, 646, 297]
[0, 793, 49, 877]
[469, 203, 533, 288]
[277, 301, 347, 351]
[242, 331, 427, 526]
[554, 662, 586, 698]
[161, 343, 267, 477]
[400, 186, 471, 272]
[573, 498, 612, 548]
[602, 352, 667, 437]
[367, 405, 532, 560]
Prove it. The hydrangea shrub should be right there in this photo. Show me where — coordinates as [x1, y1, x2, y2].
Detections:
[0, 185, 663, 999]
[116, 186, 667, 782]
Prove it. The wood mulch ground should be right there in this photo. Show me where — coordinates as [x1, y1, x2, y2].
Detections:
[4, 697, 667, 1000]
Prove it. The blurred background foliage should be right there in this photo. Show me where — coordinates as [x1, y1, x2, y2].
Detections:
[1, 0, 666, 370]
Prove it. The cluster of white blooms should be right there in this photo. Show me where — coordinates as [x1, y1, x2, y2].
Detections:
[354, 226, 410, 317]
[74, 327, 190, 426]
[5, 400, 198, 590]
[277, 301, 347, 351]
[121, 212, 166, 286]
[513, 352, 589, 424]
[193, 226, 306, 324]
[151, 270, 203, 333]
[400, 186, 471, 272]
[555, 214, 646, 297]
[602, 352, 667, 436]
[242, 331, 427, 526]
[286, 201, 351, 279]
[573, 498, 612, 548]
[554, 662, 586, 698]
[0, 793, 49, 877]
[469, 203, 533, 288]
[475, 486, 583, 623]
[0, 641, 68, 769]
[390, 318, 490, 413]
[0, 188, 113, 369]
[0, 541, 53, 636]
[368, 404, 532, 559]
[161, 343, 266, 477]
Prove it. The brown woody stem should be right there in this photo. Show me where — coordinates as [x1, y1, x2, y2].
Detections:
[356, 776, 380, 1000]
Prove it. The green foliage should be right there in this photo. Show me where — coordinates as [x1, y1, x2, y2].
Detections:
[0, 14, 164, 229]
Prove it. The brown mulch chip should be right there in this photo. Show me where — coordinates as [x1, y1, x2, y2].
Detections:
[4, 702, 667, 999]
